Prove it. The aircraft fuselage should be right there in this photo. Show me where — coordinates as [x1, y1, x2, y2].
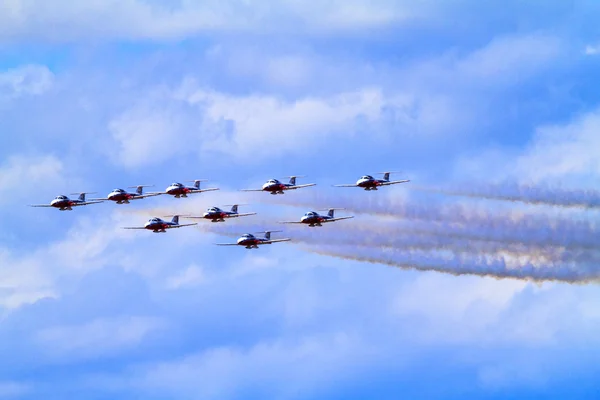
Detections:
[236, 237, 266, 248]
[300, 215, 328, 226]
[356, 178, 385, 190]
[144, 221, 172, 232]
[50, 199, 79, 210]
[203, 211, 230, 222]
[108, 192, 135, 203]
[262, 182, 288, 194]
[166, 186, 195, 197]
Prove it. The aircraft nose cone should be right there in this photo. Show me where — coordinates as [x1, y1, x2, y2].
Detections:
[202, 213, 210, 218]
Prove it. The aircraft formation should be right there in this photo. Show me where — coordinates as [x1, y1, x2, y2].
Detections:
[30, 172, 409, 249]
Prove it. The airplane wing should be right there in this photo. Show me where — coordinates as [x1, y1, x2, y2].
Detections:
[169, 223, 198, 228]
[136, 192, 165, 198]
[73, 201, 104, 206]
[381, 179, 410, 186]
[29, 204, 53, 207]
[215, 243, 239, 246]
[122, 227, 147, 229]
[279, 221, 303, 224]
[332, 184, 357, 187]
[326, 216, 355, 222]
[192, 188, 220, 194]
[263, 238, 292, 244]
[231, 212, 257, 217]
[287, 183, 316, 190]
[239, 188, 264, 192]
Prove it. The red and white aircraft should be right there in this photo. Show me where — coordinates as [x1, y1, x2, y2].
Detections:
[122, 215, 197, 233]
[281, 208, 354, 227]
[30, 193, 103, 210]
[240, 176, 315, 195]
[163, 180, 219, 198]
[185, 205, 256, 223]
[94, 185, 162, 204]
[333, 172, 409, 191]
[215, 231, 290, 249]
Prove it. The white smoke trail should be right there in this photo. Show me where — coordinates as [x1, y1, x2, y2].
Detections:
[121, 190, 600, 283]
[306, 245, 600, 283]
[260, 191, 600, 249]
[413, 183, 600, 209]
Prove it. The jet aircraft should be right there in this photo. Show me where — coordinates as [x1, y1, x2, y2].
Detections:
[30, 193, 103, 210]
[240, 176, 315, 195]
[94, 185, 162, 204]
[281, 208, 354, 227]
[215, 230, 290, 249]
[164, 180, 219, 198]
[122, 215, 197, 233]
[185, 204, 256, 222]
[333, 172, 409, 190]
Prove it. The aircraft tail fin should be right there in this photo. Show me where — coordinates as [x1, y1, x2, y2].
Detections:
[187, 179, 208, 189]
[71, 192, 96, 201]
[318, 208, 345, 218]
[223, 204, 248, 214]
[286, 175, 305, 186]
[256, 230, 282, 240]
[128, 185, 154, 195]
[163, 214, 189, 224]
[376, 171, 402, 181]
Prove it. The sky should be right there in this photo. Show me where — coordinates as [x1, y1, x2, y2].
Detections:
[1, 0, 600, 398]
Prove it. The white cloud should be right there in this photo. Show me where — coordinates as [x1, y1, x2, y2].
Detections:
[0, 381, 29, 398]
[0, 64, 53, 99]
[513, 108, 600, 182]
[0, 212, 136, 310]
[35, 316, 165, 359]
[107, 88, 197, 168]
[191, 87, 400, 159]
[128, 332, 372, 399]
[403, 34, 562, 94]
[165, 265, 205, 289]
[584, 44, 600, 55]
[0, 155, 64, 205]
[456, 34, 560, 83]
[0, 0, 417, 43]
[108, 83, 429, 165]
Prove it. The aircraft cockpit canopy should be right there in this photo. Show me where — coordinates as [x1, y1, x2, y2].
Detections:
[171, 182, 183, 187]
[242, 233, 254, 238]
[55, 195, 67, 200]
[305, 211, 317, 216]
[268, 179, 279, 184]
[208, 207, 220, 212]
[150, 217, 160, 222]
[361, 175, 374, 180]
[113, 188, 124, 193]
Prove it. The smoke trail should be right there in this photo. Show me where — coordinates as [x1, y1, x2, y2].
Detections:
[122, 190, 600, 282]
[260, 191, 600, 250]
[199, 217, 600, 268]
[413, 183, 600, 209]
[260, 189, 596, 226]
[306, 245, 600, 283]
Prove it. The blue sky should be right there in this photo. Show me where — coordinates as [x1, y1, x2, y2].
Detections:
[2, 1, 600, 398]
